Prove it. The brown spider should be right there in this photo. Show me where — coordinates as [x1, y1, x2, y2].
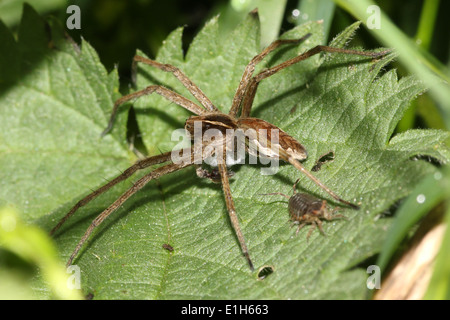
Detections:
[50, 23, 389, 271]
[262, 178, 347, 240]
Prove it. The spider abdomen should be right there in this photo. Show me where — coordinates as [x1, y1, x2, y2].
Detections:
[238, 117, 307, 161]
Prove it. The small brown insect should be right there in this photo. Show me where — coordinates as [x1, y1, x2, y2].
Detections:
[262, 178, 347, 240]
[162, 243, 174, 252]
[50, 13, 388, 271]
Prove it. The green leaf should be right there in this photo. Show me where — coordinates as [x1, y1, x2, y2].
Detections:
[333, 0, 450, 129]
[0, 0, 66, 27]
[0, 4, 130, 222]
[2, 7, 449, 299]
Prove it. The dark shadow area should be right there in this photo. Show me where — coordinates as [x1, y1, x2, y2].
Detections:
[0, 5, 70, 110]
[251, 82, 308, 119]
[134, 107, 186, 133]
[408, 154, 445, 167]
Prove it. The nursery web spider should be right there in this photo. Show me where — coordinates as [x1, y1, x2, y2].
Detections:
[51, 27, 389, 271]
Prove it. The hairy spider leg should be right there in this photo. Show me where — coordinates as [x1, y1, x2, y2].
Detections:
[50, 149, 188, 236]
[218, 161, 254, 271]
[65, 150, 195, 266]
[229, 34, 313, 117]
[102, 85, 205, 137]
[132, 55, 219, 113]
[240, 44, 391, 118]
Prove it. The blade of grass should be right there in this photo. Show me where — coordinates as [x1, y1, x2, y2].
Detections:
[376, 170, 448, 273]
[398, 0, 441, 132]
[221, 0, 287, 48]
[295, 0, 336, 42]
[415, 0, 440, 51]
[423, 166, 450, 299]
[424, 202, 450, 299]
[252, 0, 287, 47]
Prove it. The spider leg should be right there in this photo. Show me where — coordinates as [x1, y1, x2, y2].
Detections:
[218, 162, 254, 271]
[50, 148, 190, 236]
[229, 34, 312, 118]
[287, 157, 359, 209]
[66, 154, 194, 266]
[240, 45, 390, 118]
[102, 85, 205, 137]
[133, 55, 219, 113]
[292, 177, 301, 194]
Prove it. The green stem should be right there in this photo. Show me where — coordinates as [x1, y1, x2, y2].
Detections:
[415, 0, 440, 51]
